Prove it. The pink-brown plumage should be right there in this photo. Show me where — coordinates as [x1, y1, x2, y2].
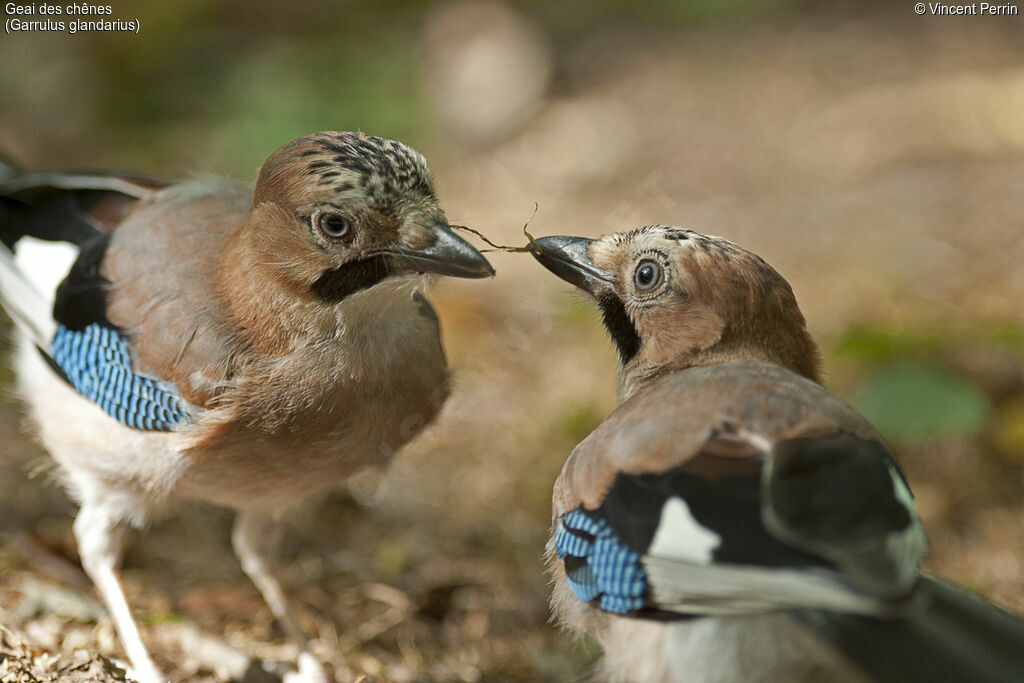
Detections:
[0, 131, 493, 682]
[530, 226, 1024, 683]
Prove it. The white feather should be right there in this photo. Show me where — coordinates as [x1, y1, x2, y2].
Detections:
[13, 236, 80, 303]
[643, 555, 889, 616]
[648, 497, 721, 564]
[0, 237, 78, 346]
[886, 467, 930, 592]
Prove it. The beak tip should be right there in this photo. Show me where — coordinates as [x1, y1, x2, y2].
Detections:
[459, 247, 496, 278]
[409, 224, 496, 280]
[529, 234, 609, 294]
[529, 235, 555, 257]
[467, 260, 497, 279]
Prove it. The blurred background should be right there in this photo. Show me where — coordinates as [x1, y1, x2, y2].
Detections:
[2, 0, 1024, 680]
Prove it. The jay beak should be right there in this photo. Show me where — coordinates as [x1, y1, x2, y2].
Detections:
[0, 131, 492, 683]
[531, 226, 1024, 683]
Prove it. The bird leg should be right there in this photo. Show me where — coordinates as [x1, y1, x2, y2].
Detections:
[231, 511, 330, 683]
[73, 502, 164, 683]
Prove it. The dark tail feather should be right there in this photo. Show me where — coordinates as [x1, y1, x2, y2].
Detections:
[1, 168, 167, 250]
[797, 575, 1024, 683]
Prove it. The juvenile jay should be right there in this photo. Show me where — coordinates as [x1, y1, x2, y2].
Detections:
[531, 226, 1024, 682]
[0, 131, 494, 683]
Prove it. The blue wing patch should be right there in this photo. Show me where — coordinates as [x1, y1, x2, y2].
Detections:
[50, 323, 191, 431]
[555, 508, 647, 613]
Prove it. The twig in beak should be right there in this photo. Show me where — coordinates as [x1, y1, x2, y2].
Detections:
[451, 203, 543, 254]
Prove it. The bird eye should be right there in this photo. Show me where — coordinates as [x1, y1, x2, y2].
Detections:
[634, 259, 662, 291]
[315, 212, 351, 241]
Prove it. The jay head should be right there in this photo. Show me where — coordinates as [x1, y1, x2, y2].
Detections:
[223, 131, 493, 352]
[531, 225, 821, 397]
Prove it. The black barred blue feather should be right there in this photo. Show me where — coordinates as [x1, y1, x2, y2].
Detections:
[555, 508, 647, 613]
[51, 323, 190, 431]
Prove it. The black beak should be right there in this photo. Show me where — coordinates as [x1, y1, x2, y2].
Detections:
[380, 224, 495, 279]
[530, 235, 613, 296]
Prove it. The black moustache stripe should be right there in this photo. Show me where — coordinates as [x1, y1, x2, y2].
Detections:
[311, 254, 393, 302]
[597, 292, 641, 364]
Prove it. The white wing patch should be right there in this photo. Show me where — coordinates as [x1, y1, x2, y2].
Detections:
[641, 497, 891, 617]
[885, 467, 929, 592]
[1, 237, 79, 346]
[642, 555, 889, 616]
[13, 236, 80, 303]
[648, 497, 721, 564]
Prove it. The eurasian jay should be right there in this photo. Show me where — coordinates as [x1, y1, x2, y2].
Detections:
[531, 225, 1024, 682]
[0, 131, 494, 683]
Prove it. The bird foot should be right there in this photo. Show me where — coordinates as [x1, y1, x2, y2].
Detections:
[282, 652, 331, 683]
[121, 659, 166, 683]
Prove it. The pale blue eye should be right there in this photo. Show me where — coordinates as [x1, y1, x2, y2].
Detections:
[634, 260, 661, 291]
[317, 213, 351, 239]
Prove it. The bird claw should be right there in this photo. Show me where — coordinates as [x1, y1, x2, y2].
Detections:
[282, 652, 331, 683]
[121, 660, 166, 683]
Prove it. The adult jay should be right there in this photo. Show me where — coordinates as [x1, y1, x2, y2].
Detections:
[0, 131, 494, 682]
[531, 225, 1024, 682]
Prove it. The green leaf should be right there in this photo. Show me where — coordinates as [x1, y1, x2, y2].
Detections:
[830, 326, 942, 364]
[855, 364, 990, 443]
